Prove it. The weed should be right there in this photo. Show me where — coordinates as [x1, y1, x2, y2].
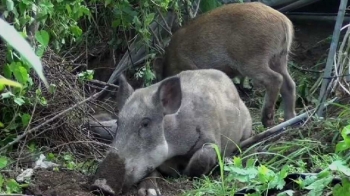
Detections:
[186, 106, 350, 196]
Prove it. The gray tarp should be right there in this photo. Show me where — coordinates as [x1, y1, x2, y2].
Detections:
[219, 0, 322, 12]
[220, 0, 297, 7]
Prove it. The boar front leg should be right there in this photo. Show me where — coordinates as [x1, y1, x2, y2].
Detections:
[183, 144, 218, 177]
[138, 171, 162, 196]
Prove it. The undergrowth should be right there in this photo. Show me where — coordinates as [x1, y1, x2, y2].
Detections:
[185, 104, 350, 196]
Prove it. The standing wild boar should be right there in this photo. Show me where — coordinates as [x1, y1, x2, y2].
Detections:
[91, 69, 253, 196]
[153, 2, 296, 128]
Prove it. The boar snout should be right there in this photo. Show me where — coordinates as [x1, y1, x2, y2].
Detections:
[91, 152, 126, 195]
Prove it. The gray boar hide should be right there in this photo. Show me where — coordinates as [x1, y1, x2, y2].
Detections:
[91, 69, 253, 196]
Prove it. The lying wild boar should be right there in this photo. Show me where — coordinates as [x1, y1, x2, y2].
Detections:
[91, 69, 253, 196]
[153, 2, 296, 128]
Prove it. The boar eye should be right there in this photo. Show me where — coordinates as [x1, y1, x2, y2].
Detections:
[140, 118, 151, 128]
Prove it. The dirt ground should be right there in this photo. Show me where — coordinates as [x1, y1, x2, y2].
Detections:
[23, 18, 336, 196]
[24, 169, 194, 196]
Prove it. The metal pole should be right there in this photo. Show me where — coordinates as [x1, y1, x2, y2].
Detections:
[316, 0, 348, 117]
[239, 110, 314, 149]
[239, 97, 338, 151]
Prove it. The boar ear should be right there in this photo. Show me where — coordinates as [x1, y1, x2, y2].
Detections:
[116, 73, 134, 111]
[156, 76, 182, 115]
[153, 57, 164, 81]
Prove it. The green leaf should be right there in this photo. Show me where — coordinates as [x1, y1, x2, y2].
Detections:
[36, 46, 45, 57]
[233, 156, 242, 167]
[0, 18, 49, 88]
[277, 190, 294, 196]
[5, 179, 22, 193]
[6, 0, 14, 11]
[80, 6, 91, 16]
[341, 125, 350, 140]
[11, 62, 29, 84]
[67, 161, 76, 170]
[224, 165, 258, 183]
[0, 122, 4, 128]
[3, 64, 12, 78]
[305, 176, 333, 192]
[105, 0, 112, 7]
[21, 113, 31, 127]
[22, 0, 32, 5]
[63, 154, 73, 161]
[3, 11, 9, 18]
[28, 142, 37, 153]
[273, 165, 289, 190]
[112, 19, 121, 27]
[0, 156, 8, 169]
[0, 173, 4, 191]
[145, 13, 155, 26]
[70, 25, 82, 37]
[47, 153, 55, 161]
[39, 96, 47, 106]
[246, 158, 257, 167]
[35, 30, 50, 47]
[200, 0, 220, 13]
[333, 178, 350, 196]
[66, 4, 72, 15]
[133, 16, 142, 27]
[335, 141, 350, 153]
[317, 169, 331, 179]
[329, 160, 350, 176]
[14, 97, 25, 106]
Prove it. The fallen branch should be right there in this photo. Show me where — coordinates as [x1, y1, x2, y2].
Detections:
[0, 90, 105, 153]
[88, 79, 119, 89]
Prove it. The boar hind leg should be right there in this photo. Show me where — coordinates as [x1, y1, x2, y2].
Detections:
[250, 65, 283, 128]
[138, 171, 162, 196]
[183, 144, 217, 177]
[270, 53, 296, 122]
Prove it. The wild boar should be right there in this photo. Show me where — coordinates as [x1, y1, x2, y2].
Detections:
[153, 2, 296, 128]
[91, 69, 253, 196]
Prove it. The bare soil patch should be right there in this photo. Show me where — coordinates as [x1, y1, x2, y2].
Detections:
[24, 169, 193, 196]
[25, 169, 95, 196]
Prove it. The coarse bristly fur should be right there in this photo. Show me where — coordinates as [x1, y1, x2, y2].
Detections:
[153, 2, 296, 128]
[92, 69, 253, 196]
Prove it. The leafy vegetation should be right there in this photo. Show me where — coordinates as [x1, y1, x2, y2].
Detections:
[0, 0, 349, 195]
[185, 120, 350, 196]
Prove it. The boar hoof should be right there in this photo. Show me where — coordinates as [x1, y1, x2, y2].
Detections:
[262, 118, 274, 128]
[262, 111, 275, 128]
[137, 179, 161, 196]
